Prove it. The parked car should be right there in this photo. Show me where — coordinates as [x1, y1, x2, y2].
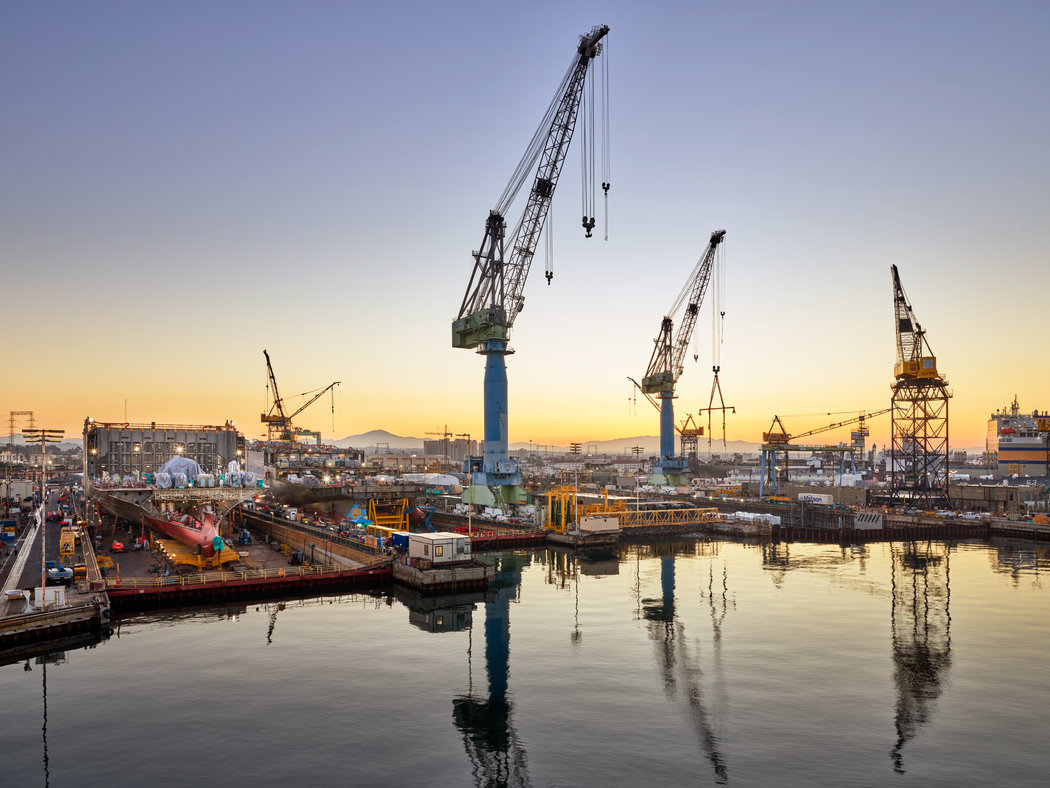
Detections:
[111, 541, 125, 553]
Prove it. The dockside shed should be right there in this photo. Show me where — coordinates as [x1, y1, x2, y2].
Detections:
[408, 532, 471, 564]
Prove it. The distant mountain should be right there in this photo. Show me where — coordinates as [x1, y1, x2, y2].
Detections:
[329, 430, 984, 456]
[1, 434, 81, 451]
[334, 430, 424, 450]
[508, 435, 763, 455]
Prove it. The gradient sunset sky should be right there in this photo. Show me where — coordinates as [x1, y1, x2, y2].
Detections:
[3, 1, 1047, 451]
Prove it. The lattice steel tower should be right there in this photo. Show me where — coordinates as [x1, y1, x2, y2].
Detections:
[889, 266, 951, 508]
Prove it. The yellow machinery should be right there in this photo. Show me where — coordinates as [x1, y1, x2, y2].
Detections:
[545, 486, 580, 532]
[59, 526, 77, 565]
[368, 498, 409, 532]
[546, 486, 718, 530]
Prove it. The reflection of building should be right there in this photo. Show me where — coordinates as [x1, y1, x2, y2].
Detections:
[83, 419, 244, 478]
[890, 542, 952, 774]
[394, 587, 485, 633]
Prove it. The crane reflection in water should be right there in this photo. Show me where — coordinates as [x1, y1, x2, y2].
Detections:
[889, 541, 951, 774]
[638, 541, 730, 784]
[452, 553, 532, 788]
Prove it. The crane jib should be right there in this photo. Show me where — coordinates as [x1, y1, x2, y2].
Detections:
[452, 24, 609, 350]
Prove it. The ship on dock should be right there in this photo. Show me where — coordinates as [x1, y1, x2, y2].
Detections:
[987, 397, 1050, 477]
[83, 419, 258, 567]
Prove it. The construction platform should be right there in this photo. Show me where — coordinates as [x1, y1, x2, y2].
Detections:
[392, 557, 495, 593]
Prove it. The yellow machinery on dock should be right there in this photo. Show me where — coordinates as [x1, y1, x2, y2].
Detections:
[547, 487, 721, 529]
[367, 498, 409, 532]
[152, 538, 242, 570]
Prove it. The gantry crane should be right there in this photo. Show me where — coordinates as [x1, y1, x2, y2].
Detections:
[630, 230, 726, 484]
[889, 266, 951, 508]
[759, 409, 890, 496]
[260, 349, 340, 442]
[451, 25, 609, 508]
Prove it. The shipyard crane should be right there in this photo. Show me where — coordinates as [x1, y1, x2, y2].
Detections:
[759, 409, 890, 496]
[451, 24, 609, 507]
[260, 350, 340, 442]
[889, 265, 951, 507]
[763, 409, 891, 445]
[630, 230, 726, 484]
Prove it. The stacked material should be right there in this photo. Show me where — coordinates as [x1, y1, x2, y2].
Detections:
[732, 511, 781, 525]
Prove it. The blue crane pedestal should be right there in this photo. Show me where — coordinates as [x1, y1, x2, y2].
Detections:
[461, 343, 529, 509]
[648, 390, 689, 487]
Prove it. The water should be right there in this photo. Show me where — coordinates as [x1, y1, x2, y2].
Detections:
[2, 538, 1048, 787]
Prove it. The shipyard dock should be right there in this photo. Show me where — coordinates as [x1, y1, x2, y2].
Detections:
[7, 486, 1050, 656]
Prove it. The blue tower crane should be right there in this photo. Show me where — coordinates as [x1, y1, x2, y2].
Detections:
[451, 25, 609, 508]
[632, 230, 726, 485]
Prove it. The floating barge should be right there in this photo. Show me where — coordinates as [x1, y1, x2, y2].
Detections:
[392, 532, 495, 593]
[105, 562, 393, 613]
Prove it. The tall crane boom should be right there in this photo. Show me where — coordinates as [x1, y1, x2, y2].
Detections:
[891, 264, 940, 381]
[452, 24, 609, 350]
[635, 230, 726, 483]
[260, 350, 340, 442]
[449, 25, 609, 504]
[642, 230, 726, 393]
[261, 349, 288, 429]
[889, 265, 951, 508]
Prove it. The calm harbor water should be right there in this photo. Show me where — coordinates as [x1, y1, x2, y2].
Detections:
[2, 537, 1048, 787]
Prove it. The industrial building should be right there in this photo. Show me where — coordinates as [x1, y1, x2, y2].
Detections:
[83, 419, 245, 479]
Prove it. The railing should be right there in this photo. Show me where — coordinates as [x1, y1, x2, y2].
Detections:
[104, 559, 390, 590]
[617, 508, 722, 527]
[242, 510, 383, 555]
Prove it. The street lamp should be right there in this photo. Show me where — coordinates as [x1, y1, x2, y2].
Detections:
[456, 432, 473, 537]
[23, 427, 64, 609]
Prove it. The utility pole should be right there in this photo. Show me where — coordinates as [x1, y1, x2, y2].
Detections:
[456, 433, 474, 537]
[23, 426, 64, 609]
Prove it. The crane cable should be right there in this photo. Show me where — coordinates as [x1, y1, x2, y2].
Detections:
[495, 60, 575, 217]
[580, 65, 597, 237]
[601, 34, 610, 241]
[544, 210, 554, 284]
[706, 239, 731, 450]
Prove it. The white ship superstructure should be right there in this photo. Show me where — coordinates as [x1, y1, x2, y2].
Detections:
[986, 396, 1049, 476]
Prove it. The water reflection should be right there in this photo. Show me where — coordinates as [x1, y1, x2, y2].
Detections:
[21, 646, 81, 788]
[641, 544, 729, 784]
[452, 553, 533, 788]
[990, 542, 1049, 587]
[393, 586, 485, 633]
[889, 542, 952, 774]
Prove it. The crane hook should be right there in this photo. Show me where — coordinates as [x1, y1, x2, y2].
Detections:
[602, 181, 610, 195]
[545, 270, 553, 285]
[582, 216, 595, 238]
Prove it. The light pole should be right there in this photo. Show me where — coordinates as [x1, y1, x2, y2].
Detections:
[23, 427, 64, 608]
[456, 432, 472, 537]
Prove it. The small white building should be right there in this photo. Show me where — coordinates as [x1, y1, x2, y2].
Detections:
[408, 532, 471, 564]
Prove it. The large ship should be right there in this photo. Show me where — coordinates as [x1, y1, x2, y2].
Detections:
[82, 419, 257, 565]
[986, 397, 1050, 476]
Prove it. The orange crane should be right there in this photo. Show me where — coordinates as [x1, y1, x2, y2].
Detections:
[759, 409, 890, 496]
[889, 265, 951, 507]
[763, 409, 890, 445]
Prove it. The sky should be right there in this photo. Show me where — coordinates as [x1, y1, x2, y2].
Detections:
[2, 0, 1048, 452]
